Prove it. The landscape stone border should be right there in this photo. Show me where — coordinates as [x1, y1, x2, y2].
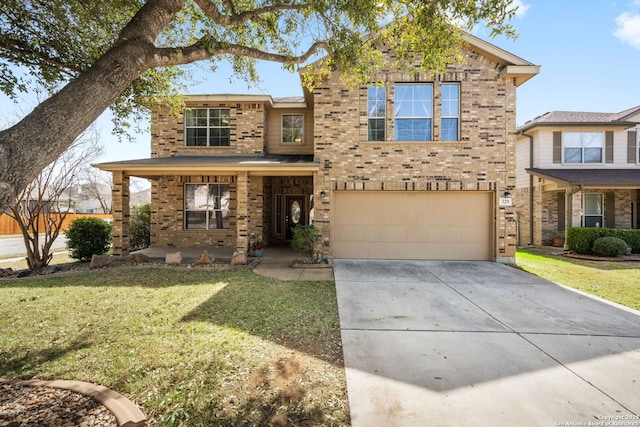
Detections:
[0, 378, 146, 427]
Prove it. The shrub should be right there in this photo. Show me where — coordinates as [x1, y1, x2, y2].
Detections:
[592, 236, 628, 257]
[291, 225, 323, 262]
[130, 203, 151, 250]
[65, 217, 112, 261]
[566, 227, 640, 254]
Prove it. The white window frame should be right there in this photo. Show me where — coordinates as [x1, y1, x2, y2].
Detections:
[184, 183, 230, 230]
[281, 114, 304, 144]
[563, 132, 603, 164]
[582, 193, 603, 228]
[394, 83, 433, 142]
[367, 85, 386, 141]
[440, 83, 460, 141]
[184, 108, 231, 147]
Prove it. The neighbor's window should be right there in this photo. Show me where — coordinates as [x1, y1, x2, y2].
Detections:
[582, 193, 603, 227]
[394, 83, 433, 141]
[367, 85, 386, 141]
[564, 132, 603, 163]
[185, 108, 231, 147]
[184, 183, 230, 230]
[441, 83, 460, 141]
[282, 114, 304, 143]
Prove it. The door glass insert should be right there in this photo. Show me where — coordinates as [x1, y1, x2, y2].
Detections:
[291, 201, 301, 224]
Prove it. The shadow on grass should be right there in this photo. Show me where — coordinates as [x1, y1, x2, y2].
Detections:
[518, 248, 640, 271]
[180, 278, 343, 366]
[0, 333, 92, 378]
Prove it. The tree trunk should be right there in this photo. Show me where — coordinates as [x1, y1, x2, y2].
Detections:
[0, 0, 184, 213]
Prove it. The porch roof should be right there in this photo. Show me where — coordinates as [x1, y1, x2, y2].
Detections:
[527, 168, 640, 188]
[94, 154, 319, 178]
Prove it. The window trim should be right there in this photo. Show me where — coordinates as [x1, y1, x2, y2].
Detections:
[563, 131, 604, 164]
[367, 85, 386, 142]
[582, 192, 603, 228]
[184, 107, 231, 147]
[393, 83, 433, 142]
[440, 83, 460, 142]
[281, 113, 304, 144]
[184, 183, 230, 230]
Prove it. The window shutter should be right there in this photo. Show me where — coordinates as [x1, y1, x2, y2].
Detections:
[605, 192, 615, 228]
[605, 131, 614, 163]
[553, 131, 562, 163]
[628, 130, 638, 163]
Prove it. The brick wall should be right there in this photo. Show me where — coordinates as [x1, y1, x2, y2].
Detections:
[312, 48, 519, 260]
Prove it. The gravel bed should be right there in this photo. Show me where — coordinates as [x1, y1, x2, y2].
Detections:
[0, 383, 117, 426]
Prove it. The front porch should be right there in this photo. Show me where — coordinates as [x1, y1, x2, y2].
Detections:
[94, 154, 321, 256]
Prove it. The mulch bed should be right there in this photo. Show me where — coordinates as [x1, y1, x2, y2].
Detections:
[0, 383, 117, 427]
[563, 252, 640, 262]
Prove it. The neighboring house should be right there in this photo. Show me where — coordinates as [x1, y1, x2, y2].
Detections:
[515, 107, 640, 246]
[96, 33, 539, 263]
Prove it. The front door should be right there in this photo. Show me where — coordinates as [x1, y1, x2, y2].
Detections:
[286, 196, 305, 240]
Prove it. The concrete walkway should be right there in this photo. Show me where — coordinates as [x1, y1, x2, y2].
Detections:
[334, 259, 640, 427]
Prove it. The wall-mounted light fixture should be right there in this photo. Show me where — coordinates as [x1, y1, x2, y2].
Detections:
[503, 190, 512, 198]
[320, 190, 326, 198]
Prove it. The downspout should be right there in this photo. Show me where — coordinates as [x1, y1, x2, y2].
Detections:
[520, 131, 535, 246]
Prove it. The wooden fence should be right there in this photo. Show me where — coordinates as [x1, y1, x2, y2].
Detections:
[0, 213, 112, 235]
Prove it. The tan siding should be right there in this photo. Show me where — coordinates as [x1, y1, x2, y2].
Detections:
[266, 108, 314, 155]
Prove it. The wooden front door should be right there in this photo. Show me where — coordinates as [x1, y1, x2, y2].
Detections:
[286, 196, 305, 240]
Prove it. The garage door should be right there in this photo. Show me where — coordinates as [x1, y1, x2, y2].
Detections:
[332, 191, 493, 260]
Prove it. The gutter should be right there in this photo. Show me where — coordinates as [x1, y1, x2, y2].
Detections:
[520, 131, 535, 246]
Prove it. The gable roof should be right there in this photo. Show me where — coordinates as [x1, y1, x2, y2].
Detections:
[518, 106, 640, 132]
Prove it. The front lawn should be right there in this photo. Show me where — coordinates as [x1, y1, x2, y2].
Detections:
[516, 248, 640, 311]
[0, 267, 349, 426]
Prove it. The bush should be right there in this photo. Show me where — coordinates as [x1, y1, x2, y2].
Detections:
[291, 225, 323, 262]
[65, 217, 112, 261]
[566, 227, 640, 254]
[130, 203, 151, 250]
[592, 236, 628, 257]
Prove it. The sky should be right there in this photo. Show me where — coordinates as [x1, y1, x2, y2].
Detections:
[2, 0, 640, 164]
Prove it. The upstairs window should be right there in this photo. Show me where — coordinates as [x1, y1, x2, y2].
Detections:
[564, 132, 603, 163]
[394, 83, 433, 141]
[184, 183, 230, 230]
[441, 83, 460, 141]
[282, 114, 304, 144]
[367, 85, 386, 141]
[185, 108, 231, 147]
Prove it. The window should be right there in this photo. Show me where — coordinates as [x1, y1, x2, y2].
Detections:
[394, 83, 433, 141]
[185, 108, 231, 147]
[582, 193, 603, 227]
[282, 114, 304, 143]
[367, 85, 386, 141]
[564, 132, 602, 163]
[184, 183, 230, 230]
[441, 83, 460, 141]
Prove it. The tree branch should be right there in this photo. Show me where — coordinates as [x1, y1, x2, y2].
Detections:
[151, 39, 331, 67]
[192, 0, 305, 26]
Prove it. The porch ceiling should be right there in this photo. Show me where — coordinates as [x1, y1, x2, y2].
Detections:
[93, 154, 319, 178]
[527, 168, 640, 189]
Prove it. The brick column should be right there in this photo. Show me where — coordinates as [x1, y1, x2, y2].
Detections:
[236, 171, 249, 254]
[112, 171, 130, 256]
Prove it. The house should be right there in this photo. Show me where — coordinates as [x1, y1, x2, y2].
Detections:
[515, 107, 640, 247]
[95, 33, 539, 263]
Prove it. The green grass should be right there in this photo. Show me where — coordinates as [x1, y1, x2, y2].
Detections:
[0, 267, 349, 426]
[516, 248, 640, 311]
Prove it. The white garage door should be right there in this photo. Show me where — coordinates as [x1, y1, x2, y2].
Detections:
[333, 191, 494, 260]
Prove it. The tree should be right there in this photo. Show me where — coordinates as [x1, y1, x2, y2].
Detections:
[6, 127, 103, 271]
[0, 0, 518, 213]
[81, 168, 113, 214]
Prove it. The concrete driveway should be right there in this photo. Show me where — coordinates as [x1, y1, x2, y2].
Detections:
[334, 260, 640, 427]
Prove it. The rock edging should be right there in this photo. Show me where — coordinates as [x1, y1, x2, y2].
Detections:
[0, 378, 146, 427]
